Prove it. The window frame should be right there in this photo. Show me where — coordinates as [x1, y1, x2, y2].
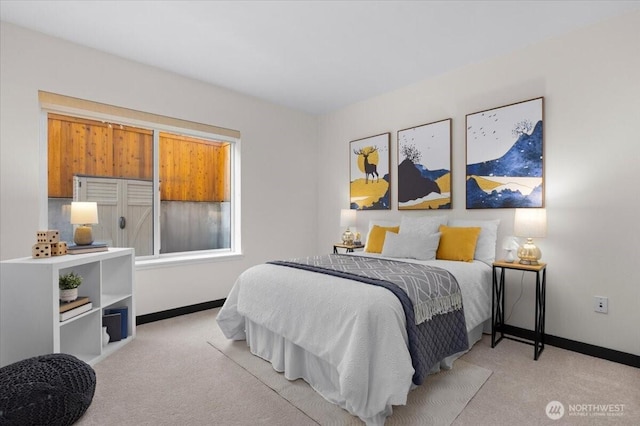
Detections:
[39, 101, 242, 267]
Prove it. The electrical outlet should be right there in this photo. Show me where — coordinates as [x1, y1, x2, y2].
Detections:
[594, 296, 608, 314]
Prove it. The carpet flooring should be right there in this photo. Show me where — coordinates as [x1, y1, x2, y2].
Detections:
[208, 318, 491, 425]
[76, 308, 640, 425]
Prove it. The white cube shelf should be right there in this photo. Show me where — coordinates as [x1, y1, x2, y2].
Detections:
[0, 248, 135, 367]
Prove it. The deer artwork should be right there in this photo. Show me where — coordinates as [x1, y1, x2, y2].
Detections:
[353, 146, 379, 184]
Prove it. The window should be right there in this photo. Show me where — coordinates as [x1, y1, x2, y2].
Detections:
[41, 92, 241, 261]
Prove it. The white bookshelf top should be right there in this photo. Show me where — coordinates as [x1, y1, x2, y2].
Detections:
[1, 247, 134, 266]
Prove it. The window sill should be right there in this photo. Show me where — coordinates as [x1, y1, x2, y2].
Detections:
[135, 250, 243, 271]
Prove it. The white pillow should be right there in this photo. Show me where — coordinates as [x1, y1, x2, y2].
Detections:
[399, 215, 448, 237]
[448, 219, 500, 265]
[382, 232, 441, 261]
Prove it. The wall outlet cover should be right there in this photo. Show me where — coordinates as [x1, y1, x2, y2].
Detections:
[594, 296, 608, 314]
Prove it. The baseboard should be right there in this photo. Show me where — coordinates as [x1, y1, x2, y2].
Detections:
[136, 299, 225, 325]
[501, 325, 639, 368]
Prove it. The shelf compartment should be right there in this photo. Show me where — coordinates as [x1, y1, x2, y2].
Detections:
[60, 310, 101, 364]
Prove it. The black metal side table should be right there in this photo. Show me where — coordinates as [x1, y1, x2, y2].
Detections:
[333, 243, 364, 254]
[492, 260, 547, 360]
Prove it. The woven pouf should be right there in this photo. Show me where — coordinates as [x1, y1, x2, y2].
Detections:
[0, 353, 96, 426]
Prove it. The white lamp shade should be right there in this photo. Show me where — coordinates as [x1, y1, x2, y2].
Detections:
[70, 202, 99, 225]
[340, 209, 356, 227]
[514, 208, 546, 238]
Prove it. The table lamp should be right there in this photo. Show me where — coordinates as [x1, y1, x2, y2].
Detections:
[70, 202, 99, 245]
[514, 208, 546, 265]
[340, 209, 356, 245]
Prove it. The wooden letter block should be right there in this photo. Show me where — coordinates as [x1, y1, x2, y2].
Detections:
[32, 243, 51, 258]
[51, 242, 68, 256]
[37, 230, 60, 244]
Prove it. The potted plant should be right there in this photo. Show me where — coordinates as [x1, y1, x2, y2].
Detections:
[59, 272, 83, 302]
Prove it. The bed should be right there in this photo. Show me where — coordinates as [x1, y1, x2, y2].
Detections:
[217, 216, 499, 425]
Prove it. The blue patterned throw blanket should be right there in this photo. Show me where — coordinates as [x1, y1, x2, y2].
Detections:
[268, 254, 469, 385]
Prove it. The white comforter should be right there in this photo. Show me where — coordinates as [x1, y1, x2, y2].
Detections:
[216, 256, 491, 425]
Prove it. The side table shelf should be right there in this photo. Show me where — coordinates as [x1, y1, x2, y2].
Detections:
[0, 248, 135, 367]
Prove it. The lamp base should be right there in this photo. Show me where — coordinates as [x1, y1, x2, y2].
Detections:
[74, 225, 94, 246]
[517, 238, 541, 265]
[341, 228, 354, 245]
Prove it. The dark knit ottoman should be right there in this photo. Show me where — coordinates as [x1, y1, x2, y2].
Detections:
[0, 353, 96, 426]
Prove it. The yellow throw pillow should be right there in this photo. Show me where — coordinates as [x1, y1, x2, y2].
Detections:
[436, 225, 481, 262]
[364, 225, 400, 253]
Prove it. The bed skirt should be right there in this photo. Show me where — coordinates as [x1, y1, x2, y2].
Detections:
[244, 318, 487, 425]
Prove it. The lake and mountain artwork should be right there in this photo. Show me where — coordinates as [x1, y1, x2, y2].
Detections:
[397, 119, 452, 210]
[350, 133, 390, 210]
[466, 97, 544, 209]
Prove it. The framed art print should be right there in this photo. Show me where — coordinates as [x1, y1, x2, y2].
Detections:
[397, 118, 452, 210]
[350, 133, 390, 210]
[466, 97, 544, 209]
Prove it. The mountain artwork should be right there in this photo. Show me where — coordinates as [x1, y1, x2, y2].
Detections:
[466, 98, 544, 209]
[397, 119, 452, 210]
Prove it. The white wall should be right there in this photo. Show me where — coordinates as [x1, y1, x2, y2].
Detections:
[0, 22, 318, 315]
[317, 12, 640, 355]
[2, 12, 639, 356]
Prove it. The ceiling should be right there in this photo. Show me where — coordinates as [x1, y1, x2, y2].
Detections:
[1, 1, 638, 114]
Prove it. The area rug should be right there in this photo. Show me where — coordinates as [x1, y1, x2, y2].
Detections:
[209, 324, 492, 425]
